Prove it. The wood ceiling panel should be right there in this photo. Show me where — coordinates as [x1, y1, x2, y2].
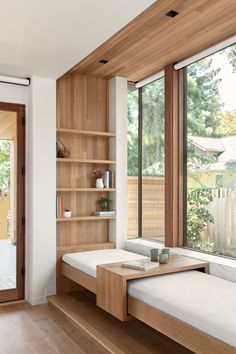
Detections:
[64, 0, 236, 82]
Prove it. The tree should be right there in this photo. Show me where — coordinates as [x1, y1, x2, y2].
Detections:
[0, 140, 11, 189]
[225, 43, 236, 73]
[142, 78, 165, 175]
[187, 57, 222, 138]
[217, 110, 236, 136]
[127, 86, 139, 176]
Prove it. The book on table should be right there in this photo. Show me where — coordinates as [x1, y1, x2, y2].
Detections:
[121, 260, 159, 271]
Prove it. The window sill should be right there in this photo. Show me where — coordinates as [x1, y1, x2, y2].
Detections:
[126, 238, 236, 282]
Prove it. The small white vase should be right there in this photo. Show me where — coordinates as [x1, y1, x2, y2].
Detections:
[96, 178, 104, 188]
[64, 211, 72, 218]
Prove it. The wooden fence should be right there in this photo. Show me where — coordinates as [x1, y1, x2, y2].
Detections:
[128, 179, 236, 252]
[127, 176, 165, 239]
[200, 188, 236, 252]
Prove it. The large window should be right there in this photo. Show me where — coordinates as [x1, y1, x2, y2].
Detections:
[127, 78, 165, 241]
[184, 43, 236, 258]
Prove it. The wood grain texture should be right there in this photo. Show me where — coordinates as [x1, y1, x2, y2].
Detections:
[61, 262, 96, 294]
[165, 64, 180, 247]
[56, 74, 114, 293]
[57, 128, 115, 137]
[96, 255, 208, 321]
[48, 291, 193, 354]
[0, 301, 105, 354]
[64, 0, 236, 82]
[128, 296, 235, 354]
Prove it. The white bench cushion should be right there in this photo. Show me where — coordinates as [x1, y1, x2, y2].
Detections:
[128, 270, 236, 348]
[62, 249, 148, 278]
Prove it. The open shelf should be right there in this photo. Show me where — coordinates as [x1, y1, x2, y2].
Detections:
[57, 188, 116, 192]
[57, 216, 116, 222]
[57, 128, 116, 138]
[57, 158, 116, 164]
[57, 242, 116, 253]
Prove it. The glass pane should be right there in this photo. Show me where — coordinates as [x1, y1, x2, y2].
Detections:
[127, 85, 139, 238]
[185, 44, 236, 257]
[142, 78, 165, 241]
[0, 111, 17, 289]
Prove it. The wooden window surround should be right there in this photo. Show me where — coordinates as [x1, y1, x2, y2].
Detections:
[164, 64, 184, 247]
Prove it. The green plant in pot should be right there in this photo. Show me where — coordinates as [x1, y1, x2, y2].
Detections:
[98, 197, 111, 211]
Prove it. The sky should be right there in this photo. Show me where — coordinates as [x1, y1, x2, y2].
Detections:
[211, 49, 236, 112]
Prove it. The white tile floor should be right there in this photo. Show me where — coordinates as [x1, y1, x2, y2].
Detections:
[0, 239, 16, 289]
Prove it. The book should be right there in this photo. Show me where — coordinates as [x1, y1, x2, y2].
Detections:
[121, 260, 159, 271]
[103, 171, 110, 188]
[92, 211, 116, 216]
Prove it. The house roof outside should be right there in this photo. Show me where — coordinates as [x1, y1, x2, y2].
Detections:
[188, 135, 236, 172]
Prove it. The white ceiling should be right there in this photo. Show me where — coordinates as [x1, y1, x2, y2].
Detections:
[0, 0, 155, 80]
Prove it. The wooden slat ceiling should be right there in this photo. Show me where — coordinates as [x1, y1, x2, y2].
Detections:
[66, 0, 236, 82]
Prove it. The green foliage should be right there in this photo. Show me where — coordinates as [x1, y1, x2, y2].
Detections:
[142, 79, 165, 176]
[217, 110, 236, 136]
[187, 58, 222, 137]
[127, 86, 139, 176]
[225, 43, 236, 73]
[187, 188, 214, 247]
[0, 140, 11, 189]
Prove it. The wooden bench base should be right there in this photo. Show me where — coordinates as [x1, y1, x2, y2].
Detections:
[128, 296, 235, 354]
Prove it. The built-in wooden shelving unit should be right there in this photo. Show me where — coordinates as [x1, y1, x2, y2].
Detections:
[57, 242, 115, 254]
[57, 158, 115, 164]
[57, 128, 116, 138]
[57, 216, 116, 222]
[56, 74, 116, 293]
[57, 188, 116, 192]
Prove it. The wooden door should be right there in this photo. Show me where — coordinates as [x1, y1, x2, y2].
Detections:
[0, 102, 25, 302]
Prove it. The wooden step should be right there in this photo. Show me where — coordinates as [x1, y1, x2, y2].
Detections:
[48, 292, 191, 354]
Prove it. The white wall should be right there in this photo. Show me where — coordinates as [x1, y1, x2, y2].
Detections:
[27, 76, 56, 304]
[109, 77, 127, 249]
[0, 78, 56, 305]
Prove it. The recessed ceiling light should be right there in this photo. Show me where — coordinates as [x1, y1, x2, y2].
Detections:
[165, 10, 179, 18]
[99, 59, 109, 64]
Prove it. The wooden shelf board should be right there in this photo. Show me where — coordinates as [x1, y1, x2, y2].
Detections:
[57, 128, 116, 137]
[57, 242, 116, 253]
[57, 216, 116, 222]
[57, 188, 116, 192]
[57, 158, 115, 164]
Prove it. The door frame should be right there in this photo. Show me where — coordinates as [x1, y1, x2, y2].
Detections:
[0, 102, 25, 302]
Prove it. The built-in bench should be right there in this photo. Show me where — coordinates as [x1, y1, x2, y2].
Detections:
[60, 249, 236, 353]
[128, 270, 236, 353]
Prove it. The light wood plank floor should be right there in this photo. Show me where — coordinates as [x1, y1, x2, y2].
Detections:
[0, 300, 105, 354]
[48, 291, 193, 354]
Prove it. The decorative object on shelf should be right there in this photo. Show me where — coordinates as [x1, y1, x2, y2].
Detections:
[103, 170, 115, 188]
[56, 196, 65, 218]
[96, 178, 104, 188]
[56, 139, 70, 158]
[150, 248, 159, 262]
[93, 169, 104, 188]
[92, 211, 116, 217]
[98, 197, 111, 211]
[64, 209, 72, 218]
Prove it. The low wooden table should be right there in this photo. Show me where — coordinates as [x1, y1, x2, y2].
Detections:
[96, 255, 209, 321]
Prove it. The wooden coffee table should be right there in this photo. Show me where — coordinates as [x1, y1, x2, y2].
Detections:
[96, 255, 208, 321]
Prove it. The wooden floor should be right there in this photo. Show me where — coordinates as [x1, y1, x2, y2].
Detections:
[0, 299, 105, 353]
[48, 291, 193, 354]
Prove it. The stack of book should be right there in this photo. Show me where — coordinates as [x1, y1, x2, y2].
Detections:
[92, 211, 116, 217]
[56, 196, 65, 218]
[121, 260, 159, 271]
[103, 171, 115, 188]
